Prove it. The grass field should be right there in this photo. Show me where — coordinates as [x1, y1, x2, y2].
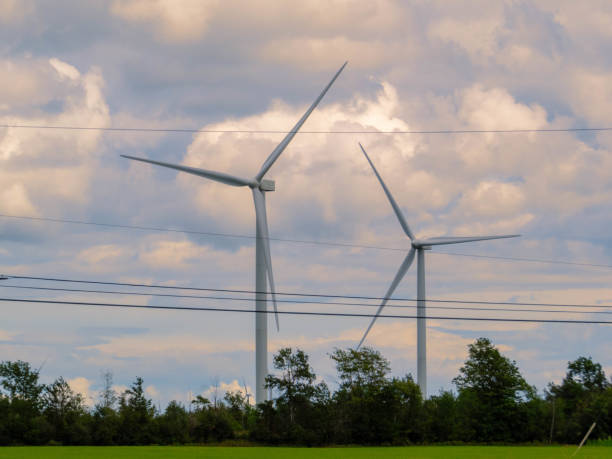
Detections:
[0, 446, 610, 459]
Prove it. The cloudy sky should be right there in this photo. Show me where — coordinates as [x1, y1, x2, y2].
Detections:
[1, 0, 612, 406]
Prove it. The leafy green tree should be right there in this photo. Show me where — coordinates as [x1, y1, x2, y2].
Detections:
[156, 400, 190, 444]
[118, 377, 155, 444]
[422, 391, 457, 442]
[91, 404, 119, 445]
[191, 404, 236, 443]
[567, 357, 609, 391]
[0, 360, 45, 403]
[42, 377, 90, 444]
[453, 337, 534, 442]
[266, 348, 316, 424]
[0, 360, 47, 445]
[191, 394, 210, 409]
[548, 356, 610, 442]
[190, 392, 238, 442]
[331, 347, 407, 444]
[91, 371, 119, 445]
[98, 371, 118, 409]
[378, 375, 423, 444]
[331, 347, 390, 389]
[250, 400, 281, 444]
[265, 347, 328, 444]
[224, 389, 253, 432]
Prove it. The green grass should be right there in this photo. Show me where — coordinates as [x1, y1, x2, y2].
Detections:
[589, 438, 612, 446]
[0, 446, 610, 459]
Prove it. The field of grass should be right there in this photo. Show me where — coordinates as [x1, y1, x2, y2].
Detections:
[0, 446, 610, 459]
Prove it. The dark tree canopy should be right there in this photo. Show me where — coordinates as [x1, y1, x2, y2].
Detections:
[453, 337, 534, 442]
[565, 356, 608, 391]
[330, 347, 390, 389]
[454, 337, 533, 401]
[0, 360, 44, 403]
[266, 348, 317, 403]
[1, 340, 611, 446]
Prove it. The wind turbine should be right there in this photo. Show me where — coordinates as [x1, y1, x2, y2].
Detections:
[122, 62, 347, 404]
[357, 143, 519, 398]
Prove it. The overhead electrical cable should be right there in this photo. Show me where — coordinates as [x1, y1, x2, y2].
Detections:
[2, 213, 610, 269]
[1, 284, 611, 315]
[2, 296, 612, 324]
[2, 124, 612, 135]
[4, 274, 612, 310]
[432, 251, 612, 269]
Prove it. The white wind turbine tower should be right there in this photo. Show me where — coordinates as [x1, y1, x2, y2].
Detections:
[122, 62, 346, 404]
[357, 143, 519, 398]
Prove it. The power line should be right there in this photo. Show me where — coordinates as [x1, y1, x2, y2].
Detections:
[2, 296, 612, 325]
[5, 274, 612, 310]
[2, 283, 611, 315]
[2, 213, 611, 269]
[432, 251, 612, 269]
[0, 213, 378, 251]
[3, 124, 612, 135]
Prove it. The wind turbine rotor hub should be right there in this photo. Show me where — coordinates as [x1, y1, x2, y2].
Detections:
[411, 241, 432, 250]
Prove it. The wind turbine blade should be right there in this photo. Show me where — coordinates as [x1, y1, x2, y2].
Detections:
[121, 155, 255, 187]
[252, 188, 280, 331]
[359, 143, 415, 240]
[416, 234, 520, 246]
[357, 247, 416, 349]
[255, 62, 347, 182]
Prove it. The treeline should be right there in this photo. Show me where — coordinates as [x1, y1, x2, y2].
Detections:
[1, 337, 611, 445]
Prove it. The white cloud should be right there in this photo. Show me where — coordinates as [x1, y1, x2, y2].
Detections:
[3, 1, 612, 407]
[458, 85, 548, 132]
[49, 58, 81, 82]
[67, 376, 95, 407]
[139, 239, 208, 270]
[200, 379, 254, 405]
[429, 15, 501, 59]
[145, 384, 160, 400]
[0, 59, 59, 111]
[76, 244, 128, 271]
[457, 180, 531, 222]
[82, 334, 253, 359]
[0, 0, 33, 24]
[260, 37, 402, 71]
[0, 330, 16, 341]
[111, 0, 219, 42]
[0, 183, 38, 215]
[0, 58, 109, 218]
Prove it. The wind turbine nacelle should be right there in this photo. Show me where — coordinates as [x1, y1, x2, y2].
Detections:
[260, 179, 275, 191]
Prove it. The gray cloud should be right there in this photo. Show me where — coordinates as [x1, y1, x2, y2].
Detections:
[1, 0, 612, 404]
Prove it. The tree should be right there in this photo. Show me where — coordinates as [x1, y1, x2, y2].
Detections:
[0, 360, 45, 403]
[190, 398, 236, 443]
[548, 356, 610, 443]
[564, 356, 608, 392]
[91, 371, 119, 445]
[266, 348, 316, 424]
[454, 338, 533, 400]
[453, 337, 534, 442]
[330, 347, 401, 444]
[0, 360, 47, 445]
[265, 348, 327, 444]
[98, 371, 117, 410]
[224, 390, 252, 431]
[118, 377, 155, 444]
[42, 377, 89, 444]
[331, 347, 390, 390]
[156, 400, 190, 444]
[422, 391, 457, 442]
